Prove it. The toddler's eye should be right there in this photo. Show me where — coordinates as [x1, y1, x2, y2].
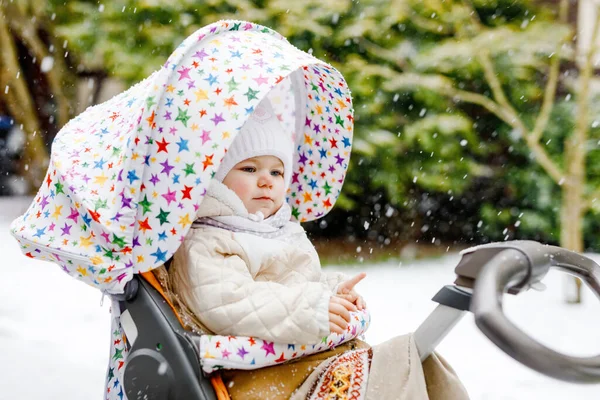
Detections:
[271, 170, 283, 177]
[241, 167, 256, 173]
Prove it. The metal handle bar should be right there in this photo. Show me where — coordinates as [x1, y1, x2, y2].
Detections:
[471, 243, 600, 383]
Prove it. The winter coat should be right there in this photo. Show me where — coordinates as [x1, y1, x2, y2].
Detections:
[169, 181, 349, 344]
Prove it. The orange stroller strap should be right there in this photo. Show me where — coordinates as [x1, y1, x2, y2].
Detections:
[210, 374, 231, 400]
[139, 271, 185, 328]
[139, 272, 232, 399]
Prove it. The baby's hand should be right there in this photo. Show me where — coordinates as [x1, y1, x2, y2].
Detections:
[328, 296, 357, 334]
[336, 272, 367, 310]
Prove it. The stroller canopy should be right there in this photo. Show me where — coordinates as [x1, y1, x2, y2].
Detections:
[11, 20, 354, 294]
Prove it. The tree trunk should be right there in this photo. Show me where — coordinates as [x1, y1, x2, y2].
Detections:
[0, 5, 49, 190]
[560, 180, 584, 303]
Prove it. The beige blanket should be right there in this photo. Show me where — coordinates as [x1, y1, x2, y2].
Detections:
[292, 334, 469, 400]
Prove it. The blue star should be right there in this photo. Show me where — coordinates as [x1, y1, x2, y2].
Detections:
[33, 227, 46, 238]
[204, 74, 218, 86]
[309, 179, 318, 190]
[334, 87, 343, 96]
[150, 248, 168, 263]
[158, 231, 168, 241]
[101, 127, 109, 135]
[287, 344, 295, 350]
[117, 387, 124, 400]
[342, 137, 351, 148]
[176, 138, 189, 152]
[43, 210, 50, 218]
[127, 98, 136, 107]
[319, 148, 327, 159]
[82, 213, 92, 226]
[172, 174, 180, 184]
[230, 50, 242, 58]
[166, 97, 174, 107]
[244, 106, 254, 115]
[94, 158, 107, 169]
[113, 378, 120, 389]
[144, 155, 151, 166]
[127, 170, 139, 184]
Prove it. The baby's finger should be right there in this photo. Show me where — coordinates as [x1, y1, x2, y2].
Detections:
[329, 313, 349, 331]
[329, 321, 345, 335]
[330, 302, 351, 322]
[357, 296, 365, 310]
[336, 293, 358, 303]
[344, 272, 367, 291]
[332, 295, 358, 313]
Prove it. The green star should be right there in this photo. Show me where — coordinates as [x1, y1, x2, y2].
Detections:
[146, 96, 156, 109]
[112, 146, 121, 157]
[230, 22, 241, 31]
[54, 182, 64, 195]
[146, 237, 153, 246]
[139, 195, 153, 215]
[177, 89, 184, 96]
[112, 347, 124, 361]
[310, 82, 319, 92]
[94, 198, 108, 210]
[291, 207, 300, 219]
[335, 114, 345, 127]
[175, 107, 191, 127]
[112, 234, 126, 248]
[323, 181, 332, 195]
[157, 208, 171, 225]
[226, 77, 240, 93]
[244, 87, 259, 101]
[183, 163, 196, 177]
[103, 248, 114, 259]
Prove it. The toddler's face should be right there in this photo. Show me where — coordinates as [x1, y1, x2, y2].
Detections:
[222, 155, 286, 218]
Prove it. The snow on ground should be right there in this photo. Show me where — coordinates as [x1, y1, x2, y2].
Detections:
[2, 197, 600, 399]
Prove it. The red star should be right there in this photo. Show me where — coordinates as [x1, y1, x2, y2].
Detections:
[215, 341, 221, 348]
[214, 87, 222, 95]
[323, 198, 332, 208]
[156, 138, 170, 153]
[199, 109, 207, 117]
[181, 185, 193, 200]
[170, 227, 177, 235]
[192, 61, 199, 68]
[329, 138, 338, 148]
[138, 218, 152, 233]
[248, 337, 256, 346]
[46, 174, 52, 187]
[89, 209, 101, 222]
[183, 98, 190, 106]
[275, 353, 287, 363]
[225, 68, 233, 74]
[110, 112, 120, 121]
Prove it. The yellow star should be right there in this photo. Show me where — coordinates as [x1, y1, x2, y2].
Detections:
[191, 123, 199, 131]
[137, 255, 145, 263]
[52, 205, 63, 220]
[166, 84, 175, 93]
[203, 351, 215, 359]
[178, 213, 192, 228]
[194, 88, 208, 101]
[90, 255, 103, 265]
[222, 131, 230, 139]
[304, 134, 313, 146]
[336, 99, 347, 109]
[80, 235, 94, 248]
[94, 173, 108, 186]
[315, 105, 323, 115]
[76, 266, 87, 276]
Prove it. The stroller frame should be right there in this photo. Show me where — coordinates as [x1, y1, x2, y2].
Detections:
[116, 240, 600, 399]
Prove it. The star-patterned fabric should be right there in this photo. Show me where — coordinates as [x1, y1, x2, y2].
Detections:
[10, 20, 354, 296]
[10, 20, 355, 400]
[199, 310, 370, 374]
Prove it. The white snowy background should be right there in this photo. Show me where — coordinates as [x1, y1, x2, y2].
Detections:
[2, 197, 600, 399]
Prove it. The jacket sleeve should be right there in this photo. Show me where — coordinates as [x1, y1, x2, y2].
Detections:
[182, 231, 331, 344]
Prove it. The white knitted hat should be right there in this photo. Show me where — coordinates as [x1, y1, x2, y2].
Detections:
[215, 97, 294, 188]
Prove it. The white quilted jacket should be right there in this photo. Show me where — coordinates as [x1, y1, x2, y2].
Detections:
[171, 182, 348, 344]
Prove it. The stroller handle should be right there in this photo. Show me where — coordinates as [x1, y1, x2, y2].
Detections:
[471, 243, 600, 384]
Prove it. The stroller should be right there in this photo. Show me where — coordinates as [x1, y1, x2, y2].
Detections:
[10, 20, 600, 400]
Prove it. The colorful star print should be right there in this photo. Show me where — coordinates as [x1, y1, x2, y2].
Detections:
[9, 20, 354, 400]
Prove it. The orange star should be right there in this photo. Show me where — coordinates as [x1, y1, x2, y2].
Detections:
[138, 218, 152, 233]
[202, 154, 214, 171]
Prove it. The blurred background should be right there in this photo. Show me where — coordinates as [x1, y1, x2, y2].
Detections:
[3, 0, 600, 281]
[2, 1, 600, 398]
